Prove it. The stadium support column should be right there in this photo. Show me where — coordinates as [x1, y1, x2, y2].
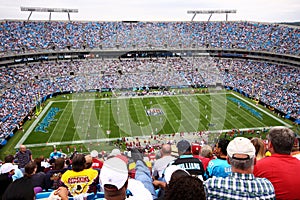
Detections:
[187, 10, 237, 22]
[21, 7, 78, 21]
[27, 11, 33, 21]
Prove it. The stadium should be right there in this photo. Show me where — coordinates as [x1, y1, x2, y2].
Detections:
[0, 5, 299, 159]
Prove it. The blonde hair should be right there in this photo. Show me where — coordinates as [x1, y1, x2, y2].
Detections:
[200, 145, 213, 158]
[251, 137, 266, 160]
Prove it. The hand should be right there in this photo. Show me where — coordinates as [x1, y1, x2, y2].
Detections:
[54, 187, 68, 200]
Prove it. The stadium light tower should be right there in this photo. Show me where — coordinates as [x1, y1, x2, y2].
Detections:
[21, 7, 78, 21]
[187, 10, 237, 22]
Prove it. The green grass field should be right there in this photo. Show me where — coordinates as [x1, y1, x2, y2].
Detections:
[0, 90, 292, 159]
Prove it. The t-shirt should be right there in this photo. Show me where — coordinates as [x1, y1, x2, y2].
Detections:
[91, 158, 103, 169]
[15, 150, 32, 168]
[50, 151, 62, 159]
[169, 155, 205, 180]
[152, 155, 175, 178]
[61, 168, 98, 197]
[254, 153, 300, 200]
[206, 158, 231, 178]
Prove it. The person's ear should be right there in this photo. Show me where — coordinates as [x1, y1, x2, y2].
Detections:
[267, 141, 274, 152]
[226, 156, 231, 165]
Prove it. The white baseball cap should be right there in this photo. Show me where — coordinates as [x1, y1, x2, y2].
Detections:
[90, 150, 98, 158]
[164, 165, 190, 184]
[227, 137, 256, 159]
[100, 157, 128, 190]
[0, 163, 15, 174]
[108, 149, 121, 157]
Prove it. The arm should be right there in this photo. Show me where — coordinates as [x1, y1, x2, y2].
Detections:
[135, 160, 157, 199]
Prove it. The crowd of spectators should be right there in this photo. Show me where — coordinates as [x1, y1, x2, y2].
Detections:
[0, 21, 299, 56]
[0, 57, 299, 140]
[0, 127, 299, 199]
[217, 58, 300, 118]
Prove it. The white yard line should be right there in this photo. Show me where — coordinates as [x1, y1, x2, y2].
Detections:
[133, 98, 152, 136]
[19, 92, 291, 148]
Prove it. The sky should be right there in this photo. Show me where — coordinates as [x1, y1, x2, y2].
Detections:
[0, 0, 299, 22]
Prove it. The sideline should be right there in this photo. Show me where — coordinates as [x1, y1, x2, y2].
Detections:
[231, 92, 291, 127]
[15, 102, 53, 149]
[24, 126, 271, 148]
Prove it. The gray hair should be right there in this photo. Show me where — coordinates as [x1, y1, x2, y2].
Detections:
[161, 144, 172, 155]
[228, 156, 254, 170]
[268, 127, 295, 154]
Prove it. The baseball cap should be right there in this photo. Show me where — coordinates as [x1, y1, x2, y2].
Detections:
[227, 137, 255, 160]
[176, 139, 191, 153]
[90, 150, 98, 158]
[191, 143, 201, 155]
[108, 149, 121, 157]
[164, 165, 190, 184]
[0, 163, 15, 174]
[100, 157, 128, 190]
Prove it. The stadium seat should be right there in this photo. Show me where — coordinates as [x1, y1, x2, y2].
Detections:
[36, 191, 52, 199]
[95, 192, 105, 199]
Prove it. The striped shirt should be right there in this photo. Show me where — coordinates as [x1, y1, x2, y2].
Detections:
[204, 172, 275, 200]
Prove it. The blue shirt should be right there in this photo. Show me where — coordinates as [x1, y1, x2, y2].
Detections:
[49, 151, 62, 159]
[206, 158, 231, 178]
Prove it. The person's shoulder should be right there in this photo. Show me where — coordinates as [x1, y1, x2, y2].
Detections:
[34, 171, 46, 177]
[61, 169, 73, 176]
[84, 168, 99, 176]
[255, 176, 273, 184]
[204, 176, 226, 187]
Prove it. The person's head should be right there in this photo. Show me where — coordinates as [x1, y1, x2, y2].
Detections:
[100, 157, 129, 200]
[90, 150, 99, 158]
[165, 176, 206, 200]
[214, 138, 230, 158]
[54, 158, 65, 170]
[0, 163, 15, 175]
[161, 144, 172, 156]
[251, 137, 266, 160]
[200, 145, 213, 158]
[227, 137, 256, 173]
[164, 165, 190, 185]
[34, 157, 42, 167]
[267, 127, 295, 155]
[107, 149, 121, 159]
[4, 154, 14, 163]
[72, 153, 86, 172]
[24, 161, 37, 177]
[19, 145, 27, 153]
[176, 140, 191, 155]
[85, 155, 93, 169]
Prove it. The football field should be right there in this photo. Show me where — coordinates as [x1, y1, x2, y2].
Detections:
[17, 91, 290, 153]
